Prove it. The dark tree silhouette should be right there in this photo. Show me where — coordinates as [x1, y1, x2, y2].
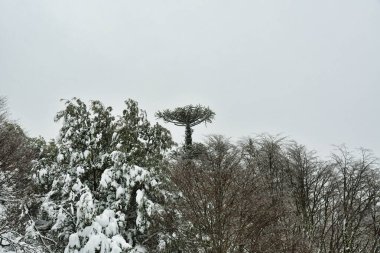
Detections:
[156, 105, 215, 147]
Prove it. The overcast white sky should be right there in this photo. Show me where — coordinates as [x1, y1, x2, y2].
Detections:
[1, 0, 380, 158]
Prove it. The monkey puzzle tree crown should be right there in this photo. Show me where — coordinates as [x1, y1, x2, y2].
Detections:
[156, 105, 215, 147]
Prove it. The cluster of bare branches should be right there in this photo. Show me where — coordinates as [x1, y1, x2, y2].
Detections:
[0, 97, 35, 203]
[1, 97, 379, 253]
[0, 97, 45, 252]
[162, 135, 380, 253]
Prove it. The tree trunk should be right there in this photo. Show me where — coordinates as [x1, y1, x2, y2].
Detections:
[185, 124, 192, 147]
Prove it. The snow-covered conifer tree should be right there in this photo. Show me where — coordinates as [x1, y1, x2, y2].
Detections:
[32, 98, 173, 252]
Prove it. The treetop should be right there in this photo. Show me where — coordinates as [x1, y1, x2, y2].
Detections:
[156, 104, 215, 127]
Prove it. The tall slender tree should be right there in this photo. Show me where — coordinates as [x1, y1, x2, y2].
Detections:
[156, 105, 215, 147]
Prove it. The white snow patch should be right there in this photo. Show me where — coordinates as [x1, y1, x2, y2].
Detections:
[57, 153, 64, 163]
[116, 187, 125, 199]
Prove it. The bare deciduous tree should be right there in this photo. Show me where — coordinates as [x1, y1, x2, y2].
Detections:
[163, 136, 302, 253]
[0, 97, 41, 251]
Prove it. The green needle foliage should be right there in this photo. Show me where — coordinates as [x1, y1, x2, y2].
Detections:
[156, 105, 215, 147]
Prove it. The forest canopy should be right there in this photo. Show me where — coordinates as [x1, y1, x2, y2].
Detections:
[0, 97, 379, 253]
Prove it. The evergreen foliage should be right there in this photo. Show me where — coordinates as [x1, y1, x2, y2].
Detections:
[31, 98, 174, 252]
[2, 97, 380, 253]
[156, 105, 215, 147]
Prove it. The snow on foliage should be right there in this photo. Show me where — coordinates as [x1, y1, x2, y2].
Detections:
[32, 98, 173, 252]
[65, 209, 131, 253]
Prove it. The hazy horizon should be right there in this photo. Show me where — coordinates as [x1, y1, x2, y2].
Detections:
[1, 0, 380, 158]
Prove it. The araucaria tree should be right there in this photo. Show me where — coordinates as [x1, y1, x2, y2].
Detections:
[3, 97, 380, 253]
[156, 105, 215, 147]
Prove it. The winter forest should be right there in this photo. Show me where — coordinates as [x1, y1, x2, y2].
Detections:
[0, 96, 380, 253]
